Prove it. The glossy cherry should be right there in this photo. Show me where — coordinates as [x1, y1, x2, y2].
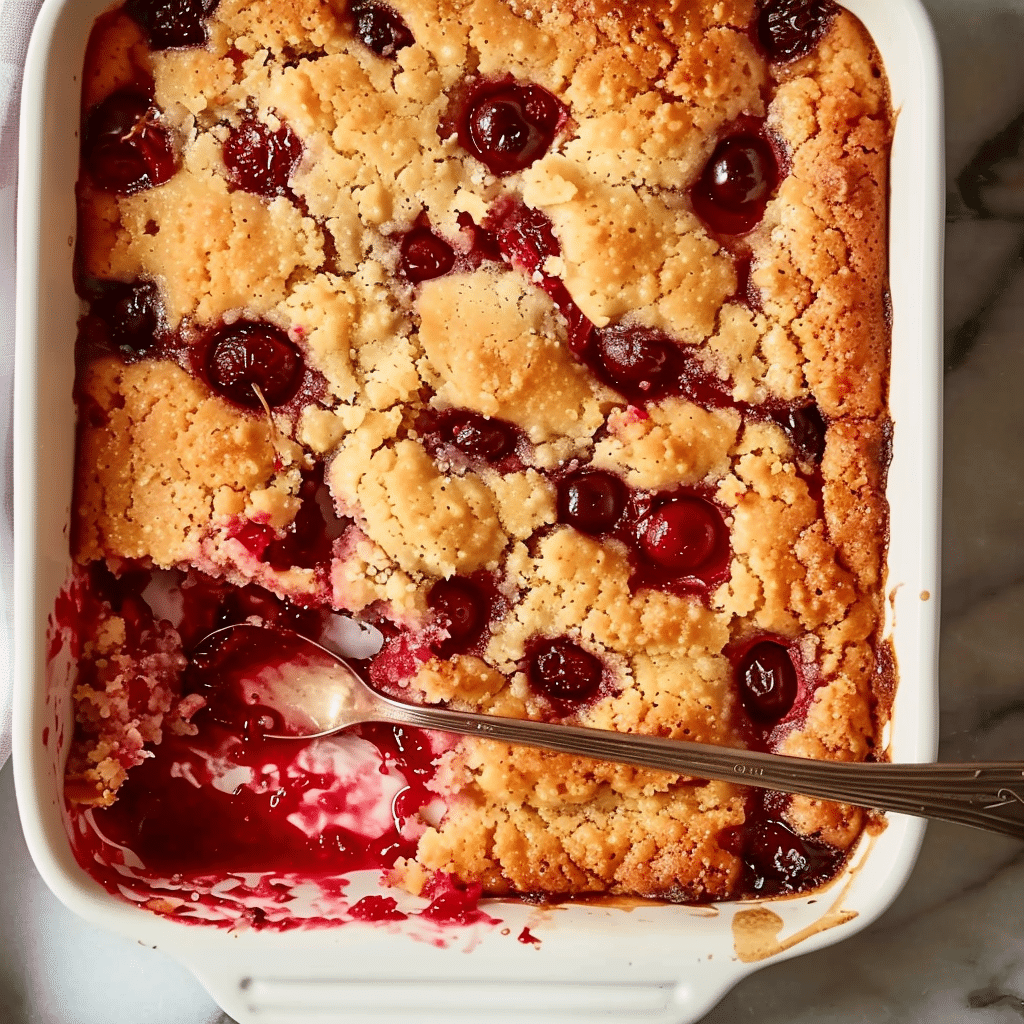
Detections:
[527, 637, 602, 702]
[758, 0, 837, 63]
[400, 226, 456, 282]
[692, 134, 779, 236]
[428, 577, 487, 647]
[350, 1, 414, 57]
[124, 0, 219, 50]
[743, 818, 841, 895]
[737, 640, 798, 722]
[637, 498, 723, 574]
[780, 403, 827, 466]
[223, 116, 303, 198]
[85, 91, 177, 194]
[205, 322, 303, 409]
[707, 136, 776, 209]
[92, 281, 162, 355]
[557, 471, 627, 536]
[460, 82, 562, 175]
[596, 326, 678, 395]
[443, 411, 516, 462]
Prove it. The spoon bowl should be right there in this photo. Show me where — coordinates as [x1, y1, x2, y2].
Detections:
[193, 623, 1024, 843]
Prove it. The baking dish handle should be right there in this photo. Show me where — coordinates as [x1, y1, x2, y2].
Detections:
[190, 968, 746, 1024]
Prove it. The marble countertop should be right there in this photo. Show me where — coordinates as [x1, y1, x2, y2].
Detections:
[5, 0, 1024, 1020]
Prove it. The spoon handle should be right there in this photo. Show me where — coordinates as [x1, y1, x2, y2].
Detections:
[380, 700, 1024, 841]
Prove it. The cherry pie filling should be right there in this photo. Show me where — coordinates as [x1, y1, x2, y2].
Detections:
[124, 0, 220, 50]
[63, 0, 893, 917]
[223, 115, 304, 199]
[757, 0, 840, 63]
[457, 79, 565, 176]
[350, 1, 415, 58]
[84, 89, 178, 195]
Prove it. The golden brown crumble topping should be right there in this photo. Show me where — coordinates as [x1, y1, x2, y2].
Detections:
[69, 0, 893, 902]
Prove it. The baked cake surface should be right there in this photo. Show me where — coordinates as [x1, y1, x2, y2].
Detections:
[67, 0, 893, 904]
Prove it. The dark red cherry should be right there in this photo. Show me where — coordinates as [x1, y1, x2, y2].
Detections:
[758, 0, 837, 63]
[744, 819, 840, 894]
[223, 116, 303, 199]
[527, 637, 602, 702]
[124, 0, 219, 50]
[637, 498, 722, 574]
[692, 135, 779, 235]
[428, 578, 486, 645]
[85, 91, 177, 194]
[596, 326, 678, 394]
[781, 403, 827, 466]
[737, 640, 798, 722]
[493, 203, 560, 277]
[584, 324, 732, 407]
[205, 322, 303, 409]
[442, 411, 515, 462]
[557, 471, 627, 535]
[400, 226, 455, 282]
[460, 82, 562, 175]
[350, 1, 414, 57]
[705, 137, 776, 209]
[92, 281, 162, 355]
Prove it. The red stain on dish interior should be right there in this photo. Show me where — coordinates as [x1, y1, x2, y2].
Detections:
[349, 895, 408, 922]
[82, 626, 436, 876]
[419, 874, 496, 926]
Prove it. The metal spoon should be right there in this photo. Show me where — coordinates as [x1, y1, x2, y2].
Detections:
[195, 623, 1024, 842]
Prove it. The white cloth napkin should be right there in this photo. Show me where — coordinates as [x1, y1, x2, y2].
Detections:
[1, 0, 45, 769]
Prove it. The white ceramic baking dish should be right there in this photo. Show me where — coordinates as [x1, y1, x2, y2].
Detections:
[13, 1, 944, 1021]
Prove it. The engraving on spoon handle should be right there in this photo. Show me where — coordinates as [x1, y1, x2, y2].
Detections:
[380, 701, 1024, 841]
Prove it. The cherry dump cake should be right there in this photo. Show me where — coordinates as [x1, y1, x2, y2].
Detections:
[64, 0, 894, 911]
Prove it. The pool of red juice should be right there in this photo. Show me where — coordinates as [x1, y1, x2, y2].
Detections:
[55, 569, 498, 928]
[65, 699, 499, 929]
[87, 719, 435, 878]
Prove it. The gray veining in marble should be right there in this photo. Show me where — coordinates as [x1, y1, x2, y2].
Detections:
[4, 0, 1024, 1021]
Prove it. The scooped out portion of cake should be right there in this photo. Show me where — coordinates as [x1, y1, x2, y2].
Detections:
[64, 0, 894, 909]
